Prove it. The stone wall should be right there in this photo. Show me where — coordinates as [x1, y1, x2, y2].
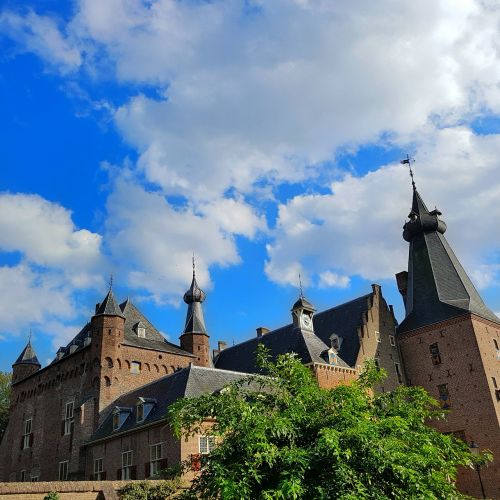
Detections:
[0, 480, 174, 500]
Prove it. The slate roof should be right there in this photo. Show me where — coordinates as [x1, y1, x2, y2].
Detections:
[399, 188, 500, 333]
[95, 289, 125, 318]
[214, 293, 373, 372]
[14, 341, 41, 366]
[88, 365, 255, 443]
[52, 295, 194, 364]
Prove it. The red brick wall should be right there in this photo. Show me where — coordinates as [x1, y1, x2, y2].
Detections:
[398, 314, 500, 499]
[313, 364, 357, 388]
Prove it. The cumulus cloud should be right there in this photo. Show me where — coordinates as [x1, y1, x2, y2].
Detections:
[266, 127, 500, 287]
[0, 193, 104, 287]
[0, 10, 81, 73]
[105, 175, 264, 303]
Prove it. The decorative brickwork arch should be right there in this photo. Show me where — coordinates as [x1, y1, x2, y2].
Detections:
[105, 357, 113, 368]
[104, 376, 111, 387]
[154, 364, 159, 373]
[144, 363, 150, 371]
[162, 365, 168, 374]
[125, 360, 131, 370]
[116, 359, 122, 369]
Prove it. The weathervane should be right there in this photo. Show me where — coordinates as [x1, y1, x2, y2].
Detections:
[298, 273, 304, 298]
[192, 252, 196, 278]
[109, 273, 114, 291]
[400, 154, 416, 191]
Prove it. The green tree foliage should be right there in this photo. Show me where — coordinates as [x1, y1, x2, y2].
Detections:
[119, 479, 182, 500]
[0, 371, 12, 442]
[169, 347, 491, 499]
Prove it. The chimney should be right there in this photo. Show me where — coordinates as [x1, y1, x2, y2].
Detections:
[395, 271, 408, 305]
[256, 327, 270, 338]
[212, 340, 228, 359]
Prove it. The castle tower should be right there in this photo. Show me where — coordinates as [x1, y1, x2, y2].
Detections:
[179, 261, 211, 367]
[12, 339, 41, 384]
[90, 286, 126, 414]
[396, 180, 500, 498]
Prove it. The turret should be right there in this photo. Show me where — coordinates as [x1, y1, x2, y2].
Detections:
[12, 339, 41, 384]
[179, 260, 211, 367]
[291, 294, 316, 334]
[397, 173, 500, 333]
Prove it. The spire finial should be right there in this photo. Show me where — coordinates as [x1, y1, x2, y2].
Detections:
[28, 328, 32, 343]
[192, 252, 196, 278]
[299, 273, 304, 298]
[400, 154, 416, 191]
[109, 273, 114, 291]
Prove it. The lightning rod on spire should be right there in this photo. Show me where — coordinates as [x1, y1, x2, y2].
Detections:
[109, 273, 114, 291]
[400, 154, 416, 191]
[299, 273, 304, 298]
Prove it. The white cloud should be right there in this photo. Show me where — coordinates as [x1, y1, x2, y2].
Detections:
[318, 271, 350, 289]
[105, 175, 264, 303]
[266, 127, 500, 287]
[0, 193, 104, 287]
[0, 10, 81, 73]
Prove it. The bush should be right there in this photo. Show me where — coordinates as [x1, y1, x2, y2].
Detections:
[43, 493, 59, 500]
[119, 479, 182, 500]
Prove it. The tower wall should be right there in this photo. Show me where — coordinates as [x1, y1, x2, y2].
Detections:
[398, 314, 500, 499]
[180, 333, 211, 367]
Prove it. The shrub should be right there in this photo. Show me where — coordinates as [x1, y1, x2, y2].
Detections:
[119, 479, 182, 500]
[43, 493, 59, 500]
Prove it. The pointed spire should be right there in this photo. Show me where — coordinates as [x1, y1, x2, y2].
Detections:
[95, 287, 125, 318]
[14, 338, 41, 366]
[182, 260, 207, 335]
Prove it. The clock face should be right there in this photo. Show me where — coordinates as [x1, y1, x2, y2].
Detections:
[301, 314, 312, 329]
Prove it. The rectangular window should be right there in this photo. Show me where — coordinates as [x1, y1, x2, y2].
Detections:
[23, 419, 32, 449]
[94, 458, 103, 480]
[389, 335, 396, 347]
[199, 436, 216, 455]
[496, 389, 500, 402]
[494, 338, 499, 350]
[429, 343, 442, 365]
[64, 401, 75, 435]
[20, 470, 26, 482]
[374, 358, 380, 371]
[130, 361, 141, 375]
[493, 377, 498, 389]
[375, 330, 381, 343]
[58, 461, 69, 481]
[394, 362, 403, 384]
[122, 450, 133, 480]
[150, 443, 163, 476]
[30, 476, 39, 482]
[437, 384, 451, 408]
[137, 404, 144, 423]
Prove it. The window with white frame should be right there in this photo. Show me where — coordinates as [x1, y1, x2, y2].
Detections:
[150, 443, 163, 476]
[136, 403, 144, 423]
[389, 335, 396, 347]
[23, 418, 32, 449]
[93, 458, 104, 480]
[375, 330, 381, 343]
[58, 461, 69, 481]
[64, 401, 74, 435]
[121, 450, 133, 480]
[30, 475, 39, 482]
[394, 362, 403, 384]
[199, 435, 216, 455]
[130, 361, 141, 375]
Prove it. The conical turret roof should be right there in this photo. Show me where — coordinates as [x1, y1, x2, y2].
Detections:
[95, 288, 125, 318]
[14, 340, 41, 366]
[182, 264, 207, 335]
[399, 186, 499, 333]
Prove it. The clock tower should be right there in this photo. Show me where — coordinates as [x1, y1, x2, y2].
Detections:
[291, 295, 316, 333]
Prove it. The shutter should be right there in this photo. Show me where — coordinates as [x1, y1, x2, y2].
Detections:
[191, 453, 201, 471]
[130, 465, 137, 480]
[29, 433, 34, 447]
[117, 468, 122, 480]
[145, 462, 150, 478]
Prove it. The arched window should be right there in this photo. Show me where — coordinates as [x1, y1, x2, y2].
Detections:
[105, 357, 113, 368]
[104, 376, 111, 387]
[130, 361, 141, 375]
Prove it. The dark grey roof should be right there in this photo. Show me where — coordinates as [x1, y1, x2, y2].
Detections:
[399, 188, 500, 333]
[214, 310, 357, 374]
[95, 289, 125, 318]
[120, 300, 193, 357]
[88, 365, 254, 443]
[292, 296, 316, 311]
[14, 341, 41, 366]
[183, 272, 206, 304]
[182, 272, 208, 335]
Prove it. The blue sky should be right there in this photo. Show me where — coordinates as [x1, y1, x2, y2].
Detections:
[1, 0, 500, 371]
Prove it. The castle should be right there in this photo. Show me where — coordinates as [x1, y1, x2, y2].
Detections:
[0, 182, 499, 498]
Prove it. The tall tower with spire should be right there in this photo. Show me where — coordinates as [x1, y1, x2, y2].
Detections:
[179, 259, 211, 367]
[396, 171, 500, 497]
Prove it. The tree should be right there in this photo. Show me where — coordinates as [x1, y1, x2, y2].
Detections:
[169, 347, 491, 499]
[0, 371, 11, 442]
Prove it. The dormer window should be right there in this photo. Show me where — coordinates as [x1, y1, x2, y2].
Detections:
[327, 347, 339, 366]
[136, 397, 156, 423]
[134, 322, 146, 339]
[112, 407, 132, 431]
[330, 334, 343, 351]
